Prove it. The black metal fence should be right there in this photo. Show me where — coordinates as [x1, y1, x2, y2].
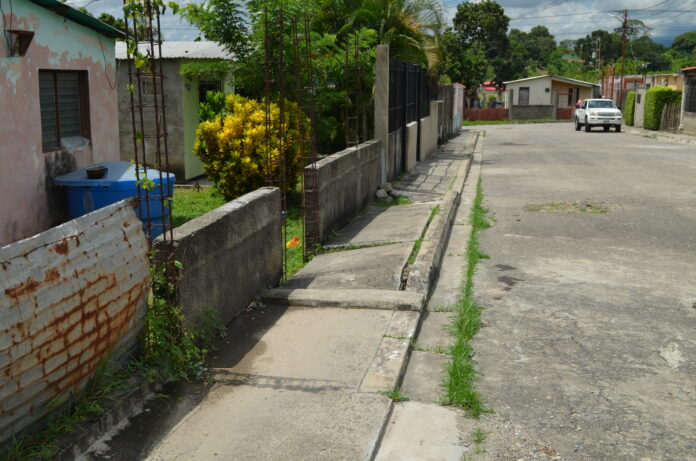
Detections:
[388, 59, 434, 178]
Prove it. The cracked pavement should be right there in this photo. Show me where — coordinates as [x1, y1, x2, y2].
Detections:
[470, 123, 696, 460]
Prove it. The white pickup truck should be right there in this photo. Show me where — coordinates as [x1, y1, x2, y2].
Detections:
[574, 99, 623, 132]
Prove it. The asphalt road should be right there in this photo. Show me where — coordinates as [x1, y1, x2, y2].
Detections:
[472, 123, 696, 460]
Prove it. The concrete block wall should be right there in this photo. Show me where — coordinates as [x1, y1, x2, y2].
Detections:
[634, 89, 647, 128]
[306, 140, 382, 242]
[405, 122, 418, 172]
[509, 105, 555, 120]
[0, 200, 150, 441]
[420, 100, 440, 160]
[682, 112, 696, 135]
[160, 187, 282, 326]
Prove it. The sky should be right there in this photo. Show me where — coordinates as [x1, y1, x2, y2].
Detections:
[73, 0, 696, 46]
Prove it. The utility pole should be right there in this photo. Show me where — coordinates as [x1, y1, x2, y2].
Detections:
[618, 9, 628, 108]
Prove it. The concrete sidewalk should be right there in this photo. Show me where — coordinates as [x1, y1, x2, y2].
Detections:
[625, 125, 696, 145]
[84, 130, 479, 461]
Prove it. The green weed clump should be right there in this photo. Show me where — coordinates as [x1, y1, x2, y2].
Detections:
[442, 178, 490, 418]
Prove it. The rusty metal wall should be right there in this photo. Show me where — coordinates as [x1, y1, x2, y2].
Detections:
[0, 199, 149, 441]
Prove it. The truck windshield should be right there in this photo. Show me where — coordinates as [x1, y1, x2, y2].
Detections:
[588, 100, 617, 109]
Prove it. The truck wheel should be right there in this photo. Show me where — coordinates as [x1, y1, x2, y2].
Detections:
[575, 118, 581, 131]
[616, 125, 621, 132]
[585, 119, 591, 132]
[604, 126, 610, 132]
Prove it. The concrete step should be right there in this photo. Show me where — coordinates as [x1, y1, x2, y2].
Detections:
[261, 288, 424, 311]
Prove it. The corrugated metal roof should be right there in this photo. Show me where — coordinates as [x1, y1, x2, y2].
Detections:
[115, 41, 232, 60]
[504, 74, 598, 88]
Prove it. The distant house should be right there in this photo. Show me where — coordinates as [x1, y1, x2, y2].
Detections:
[679, 67, 696, 135]
[562, 53, 583, 64]
[115, 41, 234, 181]
[602, 73, 684, 104]
[0, 0, 122, 246]
[477, 81, 505, 107]
[503, 75, 599, 120]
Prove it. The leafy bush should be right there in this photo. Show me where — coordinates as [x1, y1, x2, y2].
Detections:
[644, 87, 682, 130]
[198, 90, 227, 122]
[194, 94, 309, 200]
[624, 91, 636, 126]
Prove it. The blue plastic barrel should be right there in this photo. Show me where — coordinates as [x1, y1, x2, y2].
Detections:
[54, 161, 175, 239]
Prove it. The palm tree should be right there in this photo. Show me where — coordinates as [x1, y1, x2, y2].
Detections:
[337, 0, 445, 69]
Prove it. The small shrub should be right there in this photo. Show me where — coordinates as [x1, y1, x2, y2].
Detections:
[194, 94, 309, 200]
[198, 91, 228, 122]
[624, 91, 636, 126]
[644, 87, 682, 131]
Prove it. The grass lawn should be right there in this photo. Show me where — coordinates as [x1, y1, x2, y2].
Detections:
[284, 207, 304, 278]
[171, 187, 226, 228]
[171, 187, 305, 278]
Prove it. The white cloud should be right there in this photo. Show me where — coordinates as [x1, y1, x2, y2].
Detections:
[75, 0, 696, 45]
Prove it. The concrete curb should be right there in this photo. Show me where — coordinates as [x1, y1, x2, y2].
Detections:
[261, 288, 424, 311]
[405, 132, 478, 294]
[368, 132, 482, 459]
[359, 310, 420, 394]
[626, 126, 696, 145]
[53, 377, 162, 461]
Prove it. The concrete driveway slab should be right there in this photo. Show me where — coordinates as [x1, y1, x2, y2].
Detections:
[283, 242, 412, 290]
[211, 306, 393, 386]
[375, 401, 468, 461]
[327, 203, 434, 247]
[146, 385, 390, 461]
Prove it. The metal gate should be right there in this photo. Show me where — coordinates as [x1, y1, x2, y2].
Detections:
[388, 59, 431, 180]
[660, 102, 681, 132]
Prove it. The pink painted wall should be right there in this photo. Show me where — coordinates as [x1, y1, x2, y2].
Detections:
[0, 0, 119, 247]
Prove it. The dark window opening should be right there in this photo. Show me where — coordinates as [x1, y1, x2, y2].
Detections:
[198, 80, 223, 103]
[39, 70, 90, 152]
[519, 87, 530, 105]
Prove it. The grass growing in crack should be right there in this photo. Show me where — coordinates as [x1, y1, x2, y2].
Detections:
[408, 205, 441, 265]
[473, 426, 487, 444]
[374, 197, 412, 207]
[318, 241, 397, 254]
[381, 386, 409, 402]
[411, 341, 449, 355]
[442, 177, 490, 418]
[524, 200, 611, 214]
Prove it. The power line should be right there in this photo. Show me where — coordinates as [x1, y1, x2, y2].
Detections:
[512, 8, 696, 21]
[510, 0, 572, 20]
[511, 11, 612, 20]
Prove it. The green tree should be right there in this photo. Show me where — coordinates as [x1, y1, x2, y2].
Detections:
[671, 31, 696, 55]
[182, 0, 250, 57]
[629, 36, 669, 71]
[575, 30, 621, 65]
[96, 12, 162, 40]
[339, 0, 445, 69]
[526, 25, 556, 67]
[446, 0, 511, 88]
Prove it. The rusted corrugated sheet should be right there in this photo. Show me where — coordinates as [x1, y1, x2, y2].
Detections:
[0, 199, 149, 441]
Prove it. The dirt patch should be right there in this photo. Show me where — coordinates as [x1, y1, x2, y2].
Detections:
[523, 200, 617, 214]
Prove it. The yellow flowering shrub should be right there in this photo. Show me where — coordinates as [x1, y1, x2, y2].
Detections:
[194, 94, 308, 200]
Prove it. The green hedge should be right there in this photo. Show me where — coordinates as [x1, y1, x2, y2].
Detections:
[644, 87, 682, 131]
[624, 91, 636, 126]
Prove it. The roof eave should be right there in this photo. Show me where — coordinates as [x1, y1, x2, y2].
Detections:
[29, 0, 124, 39]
